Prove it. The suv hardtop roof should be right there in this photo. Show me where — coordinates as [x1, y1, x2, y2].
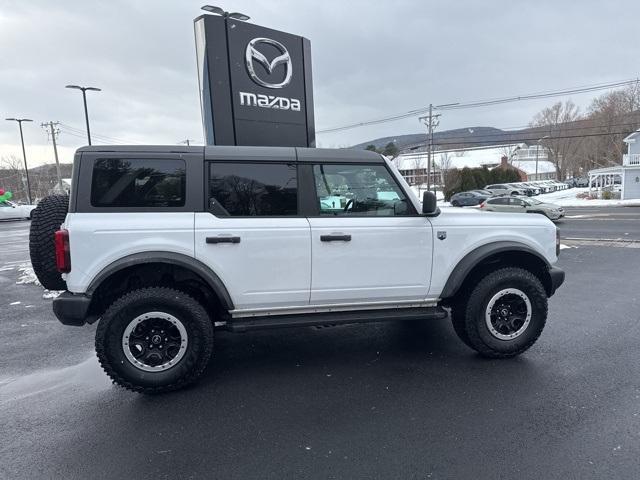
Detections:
[76, 145, 384, 164]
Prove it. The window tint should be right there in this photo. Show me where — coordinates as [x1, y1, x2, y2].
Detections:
[91, 159, 185, 207]
[488, 197, 509, 205]
[313, 164, 413, 216]
[209, 162, 297, 216]
[510, 198, 525, 206]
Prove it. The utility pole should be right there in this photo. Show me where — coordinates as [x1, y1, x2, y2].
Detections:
[5, 117, 33, 204]
[419, 104, 440, 193]
[42, 121, 63, 192]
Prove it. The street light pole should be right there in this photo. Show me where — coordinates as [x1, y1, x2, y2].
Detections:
[5, 118, 34, 204]
[65, 85, 101, 145]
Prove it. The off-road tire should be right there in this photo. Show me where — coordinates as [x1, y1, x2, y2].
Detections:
[28, 194, 69, 290]
[455, 267, 547, 358]
[450, 298, 474, 349]
[95, 287, 214, 394]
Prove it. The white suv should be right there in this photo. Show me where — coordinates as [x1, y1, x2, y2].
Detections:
[29, 146, 564, 393]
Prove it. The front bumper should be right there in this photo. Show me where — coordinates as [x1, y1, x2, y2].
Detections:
[53, 291, 92, 326]
[548, 266, 565, 296]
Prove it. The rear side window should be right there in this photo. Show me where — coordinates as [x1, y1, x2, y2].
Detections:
[488, 197, 509, 205]
[208, 162, 298, 217]
[91, 159, 185, 207]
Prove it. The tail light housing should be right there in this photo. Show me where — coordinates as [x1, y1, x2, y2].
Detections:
[556, 228, 561, 257]
[479, 202, 485, 208]
[55, 229, 71, 273]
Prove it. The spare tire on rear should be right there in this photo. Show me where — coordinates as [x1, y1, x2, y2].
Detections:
[29, 194, 69, 291]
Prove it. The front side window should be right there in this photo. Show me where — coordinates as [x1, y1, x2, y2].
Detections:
[91, 159, 185, 207]
[209, 162, 298, 216]
[313, 164, 413, 216]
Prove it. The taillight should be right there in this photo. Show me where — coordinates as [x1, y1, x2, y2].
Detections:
[55, 229, 71, 273]
[479, 202, 485, 208]
[556, 228, 560, 257]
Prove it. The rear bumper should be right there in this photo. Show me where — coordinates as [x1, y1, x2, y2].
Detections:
[548, 266, 565, 296]
[52, 291, 92, 326]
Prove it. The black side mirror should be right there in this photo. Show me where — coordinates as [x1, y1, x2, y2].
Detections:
[422, 191, 439, 216]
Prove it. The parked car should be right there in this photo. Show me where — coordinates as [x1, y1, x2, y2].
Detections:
[574, 177, 589, 187]
[450, 190, 490, 207]
[520, 183, 542, 195]
[484, 184, 525, 196]
[508, 183, 537, 197]
[0, 200, 36, 220]
[481, 196, 564, 221]
[30, 145, 564, 393]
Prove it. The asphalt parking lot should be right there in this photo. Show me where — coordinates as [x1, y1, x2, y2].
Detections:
[1, 208, 640, 479]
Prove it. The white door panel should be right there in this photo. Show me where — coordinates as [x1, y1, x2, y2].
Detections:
[308, 217, 432, 304]
[195, 213, 311, 309]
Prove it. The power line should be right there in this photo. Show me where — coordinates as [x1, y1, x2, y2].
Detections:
[58, 122, 143, 145]
[317, 78, 640, 134]
[431, 129, 637, 148]
[399, 120, 640, 148]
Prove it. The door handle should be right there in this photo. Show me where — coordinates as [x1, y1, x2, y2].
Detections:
[320, 234, 351, 242]
[206, 236, 241, 244]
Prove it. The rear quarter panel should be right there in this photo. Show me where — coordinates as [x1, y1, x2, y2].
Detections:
[63, 212, 195, 293]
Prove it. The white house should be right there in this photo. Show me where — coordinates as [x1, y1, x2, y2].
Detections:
[588, 129, 640, 200]
[394, 143, 557, 185]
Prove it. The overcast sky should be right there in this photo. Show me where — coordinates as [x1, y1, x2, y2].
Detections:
[1, 0, 638, 166]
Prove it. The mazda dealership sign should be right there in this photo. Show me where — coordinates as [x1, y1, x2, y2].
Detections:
[194, 14, 315, 147]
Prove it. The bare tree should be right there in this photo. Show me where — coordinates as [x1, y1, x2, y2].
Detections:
[0, 155, 27, 201]
[585, 83, 640, 168]
[530, 100, 583, 180]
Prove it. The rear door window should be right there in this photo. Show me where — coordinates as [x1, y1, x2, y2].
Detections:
[208, 162, 298, 217]
[91, 158, 186, 207]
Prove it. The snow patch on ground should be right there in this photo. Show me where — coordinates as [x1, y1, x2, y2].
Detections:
[15, 262, 62, 299]
[16, 263, 41, 286]
[560, 244, 577, 250]
[536, 188, 640, 207]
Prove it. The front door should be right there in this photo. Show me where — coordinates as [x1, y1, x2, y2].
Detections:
[195, 160, 311, 311]
[307, 163, 432, 305]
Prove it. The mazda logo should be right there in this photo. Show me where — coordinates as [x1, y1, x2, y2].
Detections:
[245, 37, 292, 89]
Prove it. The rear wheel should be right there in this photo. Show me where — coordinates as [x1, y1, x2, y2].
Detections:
[452, 267, 548, 358]
[28, 194, 69, 290]
[96, 287, 214, 393]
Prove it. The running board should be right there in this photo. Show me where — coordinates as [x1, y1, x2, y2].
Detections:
[226, 306, 448, 332]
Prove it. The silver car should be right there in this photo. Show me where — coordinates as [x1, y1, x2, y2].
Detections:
[484, 183, 526, 196]
[481, 196, 564, 221]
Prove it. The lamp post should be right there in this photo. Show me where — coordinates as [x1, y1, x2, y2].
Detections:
[200, 5, 250, 20]
[65, 85, 101, 145]
[535, 135, 550, 180]
[5, 118, 33, 204]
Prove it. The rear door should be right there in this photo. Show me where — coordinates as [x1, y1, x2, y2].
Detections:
[195, 155, 311, 311]
[306, 161, 432, 305]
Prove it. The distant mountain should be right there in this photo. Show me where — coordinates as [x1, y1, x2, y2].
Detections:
[351, 126, 555, 153]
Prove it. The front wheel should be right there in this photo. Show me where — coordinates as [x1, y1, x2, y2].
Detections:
[452, 267, 548, 358]
[451, 200, 460, 207]
[95, 287, 214, 393]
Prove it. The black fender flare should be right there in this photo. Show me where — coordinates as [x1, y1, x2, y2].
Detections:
[87, 251, 234, 310]
[440, 241, 551, 299]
